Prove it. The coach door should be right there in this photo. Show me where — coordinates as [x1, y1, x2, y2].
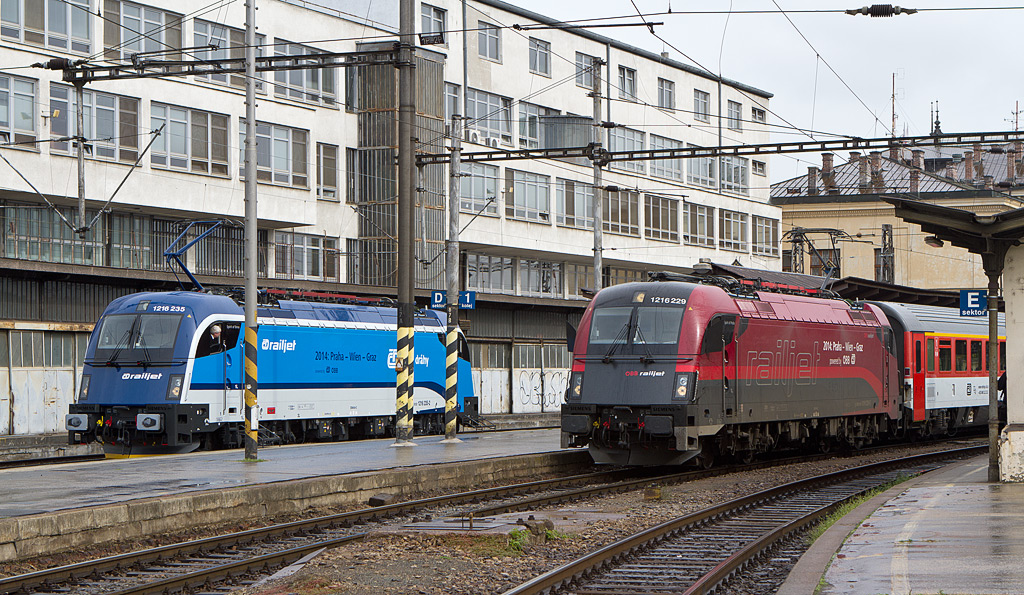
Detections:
[911, 332, 926, 421]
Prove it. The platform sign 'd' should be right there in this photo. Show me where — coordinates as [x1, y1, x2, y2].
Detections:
[960, 290, 987, 317]
[430, 291, 476, 310]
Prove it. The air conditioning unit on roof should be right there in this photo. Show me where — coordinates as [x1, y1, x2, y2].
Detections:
[487, 136, 501, 148]
[467, 129, 483, 145]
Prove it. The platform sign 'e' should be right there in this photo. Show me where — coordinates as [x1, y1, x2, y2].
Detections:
[960, 290, 987, 316]
[459, 291, 476, 310]
[430, 290, 446, 310]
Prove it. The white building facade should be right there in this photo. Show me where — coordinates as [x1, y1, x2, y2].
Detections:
[0, 0, 778, 432]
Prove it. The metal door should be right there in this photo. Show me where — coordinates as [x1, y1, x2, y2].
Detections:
[911, 332, 925, 421]
[721, 316, 738, 417]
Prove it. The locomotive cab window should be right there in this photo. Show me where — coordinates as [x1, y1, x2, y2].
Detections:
[195, 322, 241, 358]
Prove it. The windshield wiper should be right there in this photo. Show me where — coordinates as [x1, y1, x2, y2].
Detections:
[602, 316, 635, 363]
[633, 324, 655, 364]
[106, 317, 138, 365]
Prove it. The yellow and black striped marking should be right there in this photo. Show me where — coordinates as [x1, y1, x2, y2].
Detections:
[244, 325, 259, 455]
[444, 327, 458, 439]
[396, 325, 414, 442]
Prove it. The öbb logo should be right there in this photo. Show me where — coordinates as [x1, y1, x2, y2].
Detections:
[624, 371, 639, 377]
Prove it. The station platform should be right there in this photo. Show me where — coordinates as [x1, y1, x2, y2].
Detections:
[779, 454, 1024, 595]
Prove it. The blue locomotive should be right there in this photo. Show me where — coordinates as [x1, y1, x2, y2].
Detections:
[66, 291, 476, 456]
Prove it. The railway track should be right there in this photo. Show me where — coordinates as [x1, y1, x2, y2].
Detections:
[0, 454, 105, 470]
[502, 445, 984, 595]
[0, 441, 980, 595]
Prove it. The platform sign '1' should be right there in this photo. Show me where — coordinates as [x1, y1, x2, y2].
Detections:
[960, 290, 987, 316]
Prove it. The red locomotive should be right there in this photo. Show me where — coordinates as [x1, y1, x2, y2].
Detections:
[561, 273, 1003, 466]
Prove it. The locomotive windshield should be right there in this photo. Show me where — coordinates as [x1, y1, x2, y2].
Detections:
[589, 306, 684, 348]
[92, 313, 184, 364]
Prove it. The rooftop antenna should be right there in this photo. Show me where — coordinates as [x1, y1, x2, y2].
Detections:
[932, 100, 942, 135]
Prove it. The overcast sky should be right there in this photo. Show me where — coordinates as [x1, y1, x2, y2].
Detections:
[507, 0, 1024, 182]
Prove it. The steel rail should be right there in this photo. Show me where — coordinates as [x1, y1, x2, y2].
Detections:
[501, 445, 984, 595]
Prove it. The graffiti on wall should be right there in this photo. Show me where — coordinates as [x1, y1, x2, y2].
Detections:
[515, 369, 568, 413]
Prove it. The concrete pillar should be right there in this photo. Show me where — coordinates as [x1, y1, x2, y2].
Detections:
[1001, 245, 1024, 481]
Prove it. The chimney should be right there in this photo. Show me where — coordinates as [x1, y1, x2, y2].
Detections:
[889, 143, 899, 161]
[1008, 145, 1017, 184]
[857, 152, 868, 189]
[821, 153, 835, 193]
[909, 169, 920, 193]
[869, 151, 883, 193]
[984, 175, 994, 190]
[807, 166, 819, 196]
[1017, 141, 1024, 178]
[912, 149, 924, 171]
[965, 151, 975, 184]
[974, 143, 985, 179]
[945, 162, 956, 179]
[660, 51, 669, 59]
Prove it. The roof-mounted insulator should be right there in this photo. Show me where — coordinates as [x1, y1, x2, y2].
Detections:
[845, 5, 918, 17]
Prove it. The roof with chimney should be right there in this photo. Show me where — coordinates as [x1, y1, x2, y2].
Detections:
[770, 143, 1024, 204]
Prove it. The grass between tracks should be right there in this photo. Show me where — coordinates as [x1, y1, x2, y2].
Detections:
[805, 471, 915, 545]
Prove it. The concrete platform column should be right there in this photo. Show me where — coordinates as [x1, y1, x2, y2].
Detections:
[1000, 245, 1024, 481]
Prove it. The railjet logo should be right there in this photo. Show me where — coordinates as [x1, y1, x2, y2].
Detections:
[122, 372, 164, 380]
[387, 349, 429, 369]
[261, 338, 297, 352]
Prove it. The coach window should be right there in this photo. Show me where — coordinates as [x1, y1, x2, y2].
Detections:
[971, 341, 983, 372]
[927, 338, 935, 372]
[915, 340, 922, 373]
[1001, 341, 1006, 371]
[955, 339, 968, 372]
[938, 340, 951, 372]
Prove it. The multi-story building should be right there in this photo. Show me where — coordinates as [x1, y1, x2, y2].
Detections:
[0, 0, 776, 434]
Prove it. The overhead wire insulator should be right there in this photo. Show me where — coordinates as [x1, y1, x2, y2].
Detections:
[845, 5, 918, 17]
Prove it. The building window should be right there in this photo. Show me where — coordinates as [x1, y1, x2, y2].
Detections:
[727, 100, 743, 131]
[104, 2, 180, 61]
[518, 101, 557, 149]
[421, 3, 446, 43]
[274, 231, 337, 281]
[465, 253, 514, 294]
[649, 134, 683, 181]
[567, 263, 593, 299]
[478, 21, 500, 61]
[529, 37, 550, 76]
[752, 216, 778, 256]
[645, 194, 679, 242]
[752, 106, 766, 123]
[810, 248, 840, 278]
[317, 143, 338, 200]
[693, 89, 710, 122]
[752, 160, 766, 176]
[575, 52, 596, 88]
[604, 190, 639, 236]
[556, 178, 593, 229]
[444, 82, 460, 121]
[274, 40, 336, 106]
[605, 267, 646, 287]
[519, 259, 562, 297]
[461, 162, 498, 215]
[0, 74, 36, 144]
[50, 84, 139, 162]
[193, 20, 265, 90]
[239, 120, 308, 187]
[686, 145, 716, 188]
[505, 169, 550, 222]
[657, 78, 675, 110]
[1, 0, 91, 53]
[346, 147, 394, 204]
[618, 66, 636, 101]
[608, 125, 644, 173]
[3, 203, 104, 265]
[683, 202, 714, 246]
[151, 103, 229, 176]
[719, 209, 748, 251]
[465, 88, 512, 144]
[721, 155, 749, 195]
[109, 212, 151, 269]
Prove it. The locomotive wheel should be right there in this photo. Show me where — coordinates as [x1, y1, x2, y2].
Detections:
[695, 443, 716, 469]
[818, 437, 833, 454]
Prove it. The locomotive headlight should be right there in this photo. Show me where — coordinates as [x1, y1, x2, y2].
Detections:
[673, 373, 695, 402]
[165, 375, 184, 401]
[568, 373, 584, 402]
[78, 375, 91, 402]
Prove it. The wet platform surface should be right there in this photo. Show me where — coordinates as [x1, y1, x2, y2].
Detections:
[0, 429, 563, 518]
[821, 455, 1024, 595]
